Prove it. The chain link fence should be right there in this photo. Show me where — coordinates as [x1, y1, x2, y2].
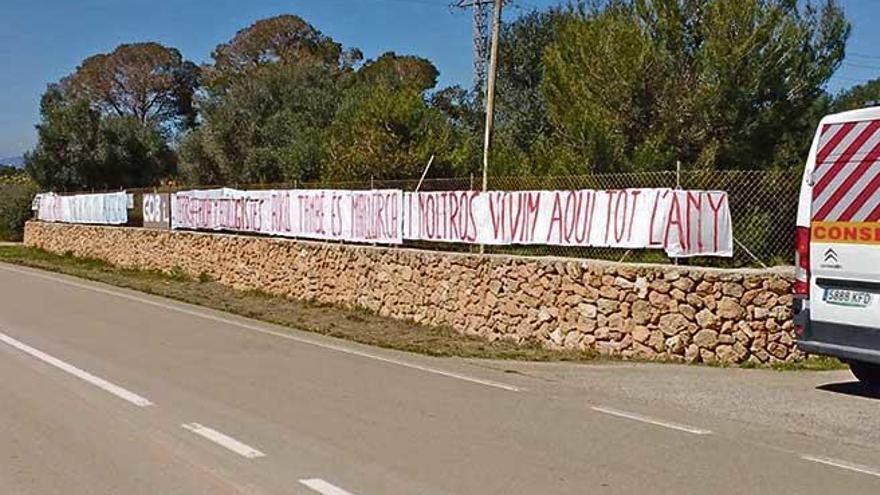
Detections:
[78, 168, 803, 268]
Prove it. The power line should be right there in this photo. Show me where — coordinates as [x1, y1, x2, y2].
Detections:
[842, 61, 880, 70]
[828, 74, 872, 84]
[849, 52, 880, 61]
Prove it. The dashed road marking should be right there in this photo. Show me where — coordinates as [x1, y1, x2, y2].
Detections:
[299, 478, 358, 495]
[0, 331, 153, 407]
[181, 422, 266, 459]
[590, 406, 712, 435]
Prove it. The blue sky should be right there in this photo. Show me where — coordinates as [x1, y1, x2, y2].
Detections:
[1, 0, 879, 158]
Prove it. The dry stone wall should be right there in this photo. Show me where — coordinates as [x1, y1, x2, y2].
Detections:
[24, 221, 800, 364]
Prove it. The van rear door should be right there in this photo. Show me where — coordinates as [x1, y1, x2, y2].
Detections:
[810, 118, 880, 331]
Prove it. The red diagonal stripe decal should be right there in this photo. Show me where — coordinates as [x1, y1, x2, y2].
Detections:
[837, 143, 880, 221]
[816, 122, 856, 166]
[837, 173, 880, 221]
[814, 121, 880, 199]
[866, 198, 880, 222]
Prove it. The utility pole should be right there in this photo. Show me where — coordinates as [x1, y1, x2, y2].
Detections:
[481, 0, 503, 194]
[454, 0, 504, 254]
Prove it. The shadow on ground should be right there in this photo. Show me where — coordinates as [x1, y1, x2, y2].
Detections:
[817, 380, 880, 400]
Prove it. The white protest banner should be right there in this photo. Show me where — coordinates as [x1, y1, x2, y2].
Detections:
[171, 188, 271, 234]
[403, 189, 732, 257]
[143, 193, 171, 230]
[35, 191, 128, 225]
[171, 188, 403, 244]
[663, 190, 733, 258]
[169, 187, 731, 256]
[268, 189, 402, 243]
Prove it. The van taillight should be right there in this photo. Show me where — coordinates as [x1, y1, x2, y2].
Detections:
[794, 226, 810, 295]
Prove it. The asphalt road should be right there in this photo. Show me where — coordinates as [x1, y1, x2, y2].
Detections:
[1, 262, 880, 494]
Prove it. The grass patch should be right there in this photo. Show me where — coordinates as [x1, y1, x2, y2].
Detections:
[730, 355, 846, 371]
[0, 245, 596, 362]
[769, 356, 847, 372]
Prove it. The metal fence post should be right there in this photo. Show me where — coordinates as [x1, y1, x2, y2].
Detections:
[675, 160, 681, 190]
[673, 161, 681, 266]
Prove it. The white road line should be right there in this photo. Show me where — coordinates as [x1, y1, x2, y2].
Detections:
[801, 455, 880, 479]
[0, 331, 153, 407]
[181, 423, 266, 459]
[0, 264, 522, 393]
[590, 406, 712, 435]
[299, 479, 358, 495]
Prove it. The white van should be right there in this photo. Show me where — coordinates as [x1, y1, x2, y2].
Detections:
[795, 105, 880, 388]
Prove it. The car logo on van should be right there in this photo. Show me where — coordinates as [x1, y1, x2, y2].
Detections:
[821, 248, 841, 269]
[824, 248, 838, 263]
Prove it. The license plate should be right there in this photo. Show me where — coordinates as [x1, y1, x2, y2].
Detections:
[823, 288, 872, 307]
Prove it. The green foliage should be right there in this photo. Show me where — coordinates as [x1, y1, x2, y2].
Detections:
[65, 42, 199, 131]
[832, 77, 880, 112]
[25, 87, 175, 191]
[184, 42, 476, 184]
[205, 14, 359, 92]
[180, 63, 340, 184]
[0, 180, 38, 241]
[0, 166, 21, 178]
[356, 52, 439, 92]
[431, 85, 482, 132]
[323, 83, 461, 180]
[540, 0, 849, 172]
[430, 86, 482, 174]
[493, 8, 567, 173]
[180, 15, 358, 185]
[26, 88, 99, 190]
[167, 265, 190, 282]
[26, 41, 190, 191]
[322, 53, 473, 181]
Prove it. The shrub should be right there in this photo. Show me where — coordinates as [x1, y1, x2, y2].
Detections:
[0, 181, 38, 242]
